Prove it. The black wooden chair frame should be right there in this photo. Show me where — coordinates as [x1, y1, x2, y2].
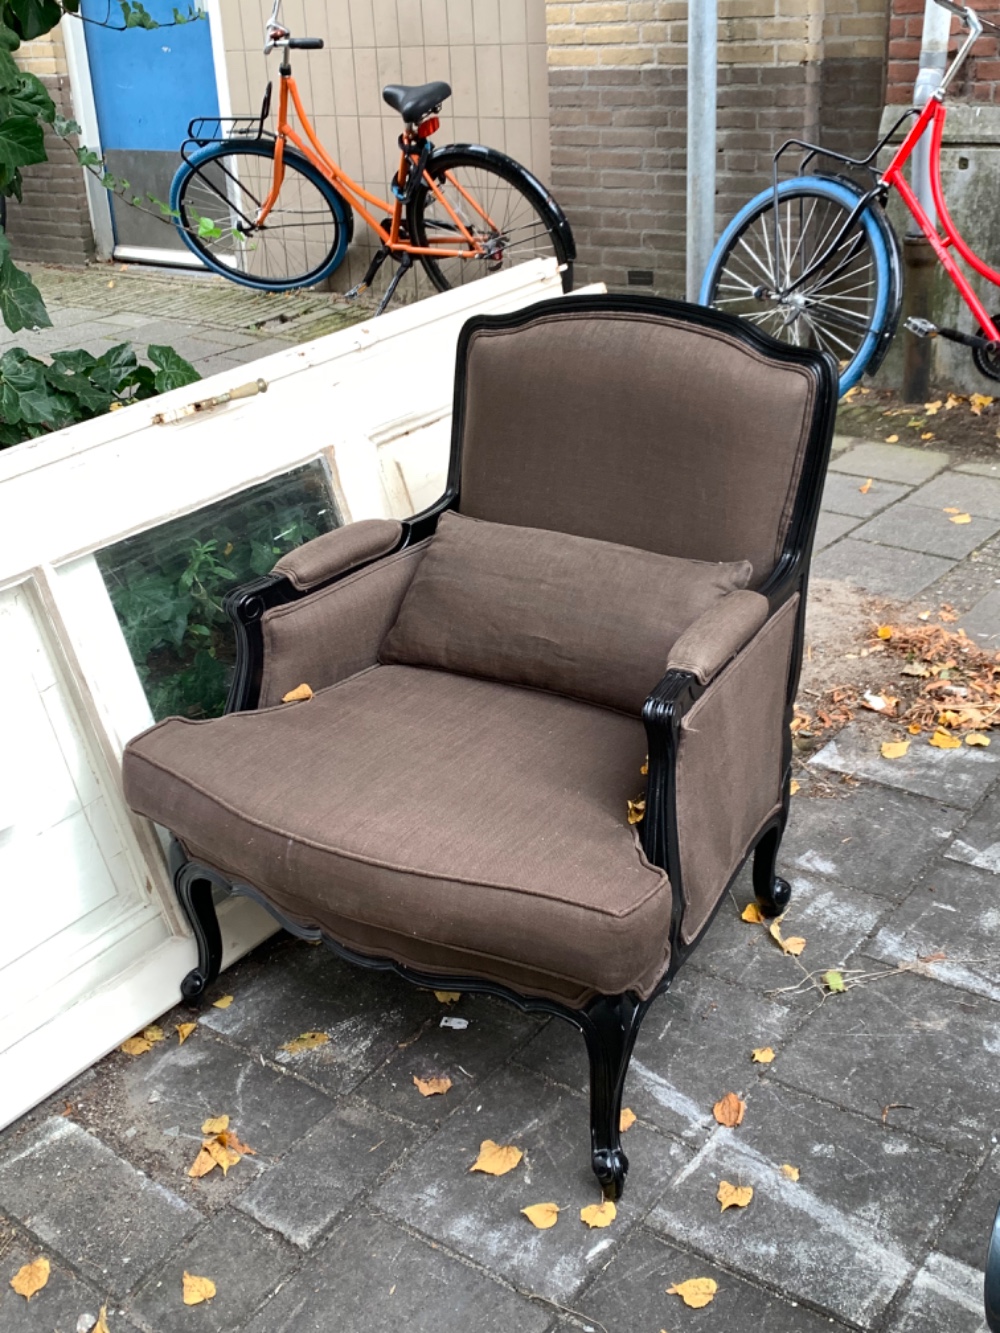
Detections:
[167, 294, 838, 1199]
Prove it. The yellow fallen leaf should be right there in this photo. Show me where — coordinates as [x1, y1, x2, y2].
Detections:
[886, 434, 899, 443]
[626, 797, 646, 825]
[741, 902, 764, 924]
[717, 1180, 753, 1211]
[281, 682, 313, 702]
[713, 1092, 746, 1128]
[908, 724, 923, 734]
[202, 1114, 230, 1135]
[120, 1036, 153, 1056]
[881, 739, 910, 760]
[970, 392, 994, 414]
[176, 1021, 196, 1044]
[413, 1074, 452, 1097]
[95, 1306, 111, 1333]
[620, 1107, 637, 1132]
[187, 1146, 218, 1178]
[219, 1129, 256, 1156]
[949, 513, 972, 525]
[280, 1031, 329, 1053]
[859, 477, 873, 494]
[769, 919, 806, 955]
[781, 1164, 801, 1181]
[434, 991, 460, 1004]
[921, 432, 935, 440]
[202, 1137, 241, 1176]
[9, 1256, 50, 1300]
[876, 624, 893, 640]
[751, 1047, 775, 1064]
[789, 779, 800, 796]
[470, 1139, 523, 1176]
[521, 1202, 560, 1230]
[967, 733, 992, 747]
[580, 1199, 617, 1228]
[943, 506, 961, 514]
[182, 1272, 216, 1306]
[142, 1025, 166, 1043]
[930, 728, 962, 749]
[945, 393, 963, 409]
[667, 1277, 718, 1309]
[212, 995, 234, 1009]
[924, 399, 942, 415]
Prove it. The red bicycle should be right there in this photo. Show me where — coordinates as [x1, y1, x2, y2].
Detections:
[701, 0, 1000, 392]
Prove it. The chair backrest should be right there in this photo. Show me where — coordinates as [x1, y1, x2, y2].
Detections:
[448, 297, 837, 588]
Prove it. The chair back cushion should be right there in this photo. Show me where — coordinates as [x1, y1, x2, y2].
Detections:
[379, 511, 751, 713]
[453, 302, 820, 586]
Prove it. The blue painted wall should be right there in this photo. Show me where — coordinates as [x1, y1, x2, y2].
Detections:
[81, 0, 219, 153]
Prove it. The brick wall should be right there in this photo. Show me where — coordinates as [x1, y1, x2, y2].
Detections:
[887, 0, 1000, 104]
[546, 0, 889, 294]
[7, 28, 93, 266]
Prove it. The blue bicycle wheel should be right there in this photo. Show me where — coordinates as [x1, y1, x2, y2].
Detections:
[700, 176, 891, 394]
[171, 139, 351, 292]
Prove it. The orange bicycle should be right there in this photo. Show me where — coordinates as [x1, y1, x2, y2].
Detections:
[170, 0, 574, 312]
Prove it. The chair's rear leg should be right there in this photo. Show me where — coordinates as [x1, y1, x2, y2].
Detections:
[752, 822, 792, 917]
[581, 993, 651, 1201]
[172, 849, 226, 1002]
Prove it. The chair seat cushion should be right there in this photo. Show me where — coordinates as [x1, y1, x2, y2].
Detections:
[123, 665, 672, 1004]
[379, 511, 752, 713]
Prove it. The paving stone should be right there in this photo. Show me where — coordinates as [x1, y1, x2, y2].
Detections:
[516, 968, 798, 1145]
[0, 1233, 139, 1332]
[814, 510, 861, 552]
[959, 589, 1000, 647]
[775, 968, 1000, 1153]
[373, 1065, 688, 1303]
[868, 860, 1000, 1004]
[947, 787, 1000, 875]
[850, 504, 1000, 560]
[198, 939, 436, 1095]
[0, 1117, 200, 1296]
[822, 471, 912, 518]
[238, 1212, 550, 1333]
[690, 869, 886, 995]
[235, 1101, 422, 1249]
[938, 1147, 1000, 1271]
[646, 1081, 963, 1329]
[908, 471, 1000, 520]
[575, 1227, 843, 1333]
[358, 994, 545, 1127]
[886, 1252, 990, 1332]
[781, 783, 964, 898]
[811, 538, 956, 597]
[831, 432, 860, 454]
[127, 1209, 297, 1332]
[829, 441, 952, 485]
[811, 720, 1000, 808]
[957, 460, 1000, 479]
[119, 1029, 334, 1179]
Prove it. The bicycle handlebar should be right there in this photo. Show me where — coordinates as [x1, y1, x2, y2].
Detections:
[287, 37, 324, 49]
[934, 0, 970, 17]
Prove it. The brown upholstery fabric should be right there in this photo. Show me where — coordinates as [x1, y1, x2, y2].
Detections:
[667, 590, 769, 684]
[123, 666, 672, 1004]
[259, 542, 428, 708]
[457, 310, 815, 585]
[380, 511, 751, 714]
[674, 595, 800, 944]
[273, 519, 402, 591]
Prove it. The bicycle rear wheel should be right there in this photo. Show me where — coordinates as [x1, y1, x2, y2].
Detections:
[171, 140, 350, 292]
[700, 176, 891, 393]
[408, 145, 574, 293]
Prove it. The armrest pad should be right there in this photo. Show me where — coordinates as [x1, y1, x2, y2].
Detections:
[667, 589, 769, 684]
[272, 519, 403, 591]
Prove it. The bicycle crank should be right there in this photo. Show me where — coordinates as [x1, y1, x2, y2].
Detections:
[905, 315, 1000, 381]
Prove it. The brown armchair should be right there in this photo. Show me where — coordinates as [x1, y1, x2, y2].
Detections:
[122, 296, 837, 1199]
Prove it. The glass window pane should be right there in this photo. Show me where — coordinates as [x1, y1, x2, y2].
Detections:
[96, 462, 340, 722]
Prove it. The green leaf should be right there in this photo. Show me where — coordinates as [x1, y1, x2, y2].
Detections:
[0, 347, 71, 426]
[0, 71, 55, 122]
[5, 1, 63, 41]
[196, 214, 223, 240]
[49, 347, 97, 374]
[42, 359, 110, 414]
[90, 342, 139, 395]
[0, 115, 45, 174]
[0, 27, 20, 92]
[53, 113, 82, 138]
[0, 252, 51, 332]
[822, 970, 846, 994]
[147, 344, 199, 393]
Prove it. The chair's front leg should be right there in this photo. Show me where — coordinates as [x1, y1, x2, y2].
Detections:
[752, 819, 792, 918]
[171, 842, 228, 1002]
[580, 992, 652, 1200]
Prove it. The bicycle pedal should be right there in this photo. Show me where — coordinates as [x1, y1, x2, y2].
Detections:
[905, 317, 939, 338]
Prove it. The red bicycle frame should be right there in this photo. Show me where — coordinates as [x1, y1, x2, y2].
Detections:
[882, 97, 1000, 344]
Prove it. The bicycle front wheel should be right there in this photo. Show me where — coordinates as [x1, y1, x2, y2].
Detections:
[408, 145, 574, 293]
[700, 177, 891, 393]
[171, 140, 350, 292]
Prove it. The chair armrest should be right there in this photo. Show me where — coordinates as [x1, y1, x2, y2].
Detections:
[666, 590, 769, 684]
[272, 519, 403, 591]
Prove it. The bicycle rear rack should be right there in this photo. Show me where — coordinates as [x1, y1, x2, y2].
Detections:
[185, 82, 274, 151]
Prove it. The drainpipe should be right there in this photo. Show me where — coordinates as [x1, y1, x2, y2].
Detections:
[902, 0, 951, 402]
[686, 0, 717, 302]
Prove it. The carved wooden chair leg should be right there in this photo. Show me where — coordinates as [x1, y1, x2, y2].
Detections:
[580, 992, 652, 1200]
[171, 846, 227, 1002]
[752, 821, 791, 918]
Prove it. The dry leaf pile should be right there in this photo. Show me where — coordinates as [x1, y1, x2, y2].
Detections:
[871, 622, 1000, 739]
[188, 1114, 256, 1179]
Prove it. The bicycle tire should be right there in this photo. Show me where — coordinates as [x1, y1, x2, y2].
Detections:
[700, 176, 891, 394]
[407, 144, 574, 294]
[171, 139, 351, 292]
